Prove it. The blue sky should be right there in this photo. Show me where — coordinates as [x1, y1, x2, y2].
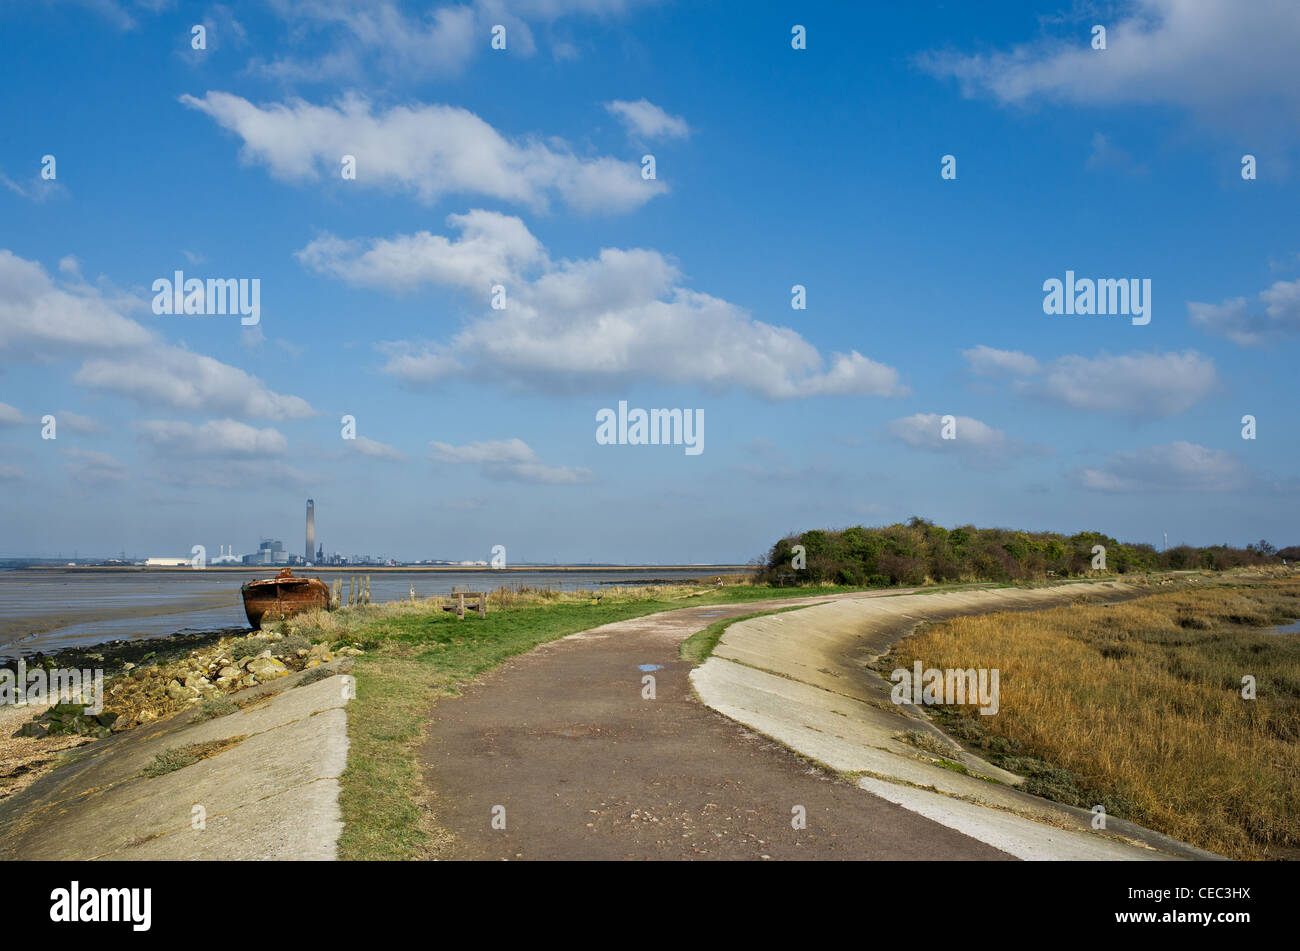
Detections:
[1, 0, 1297, 563]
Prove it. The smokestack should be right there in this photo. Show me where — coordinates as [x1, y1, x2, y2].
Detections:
[306, 498, 315, 564]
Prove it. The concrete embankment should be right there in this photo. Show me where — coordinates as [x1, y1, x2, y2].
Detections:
[0, 662, 353, 860]
[691, 582, 1223, 861]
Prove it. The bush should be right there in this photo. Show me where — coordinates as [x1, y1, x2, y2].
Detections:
[754, 521, 1286, 588]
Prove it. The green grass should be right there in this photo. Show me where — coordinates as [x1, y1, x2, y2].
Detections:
[679, 604, 813, 666]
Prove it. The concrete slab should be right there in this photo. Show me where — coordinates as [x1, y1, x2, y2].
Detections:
[0, 669, 353, 861]
[692, 582, 1223, 861]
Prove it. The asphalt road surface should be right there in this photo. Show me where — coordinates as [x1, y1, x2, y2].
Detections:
[421, 597, 1014, 860]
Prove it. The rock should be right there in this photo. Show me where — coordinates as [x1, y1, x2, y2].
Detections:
[247, 656, 289, 682]
[183, 672, 211, 690]
[17, 720, 49, 738]
[122, 662, 135, 671]
[217, 666, 239, 680]
[165, 680, 201, 701]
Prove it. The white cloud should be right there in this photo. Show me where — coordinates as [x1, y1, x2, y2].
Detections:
[0, 463, 23, 482]
[1036, 350, 1216, 417]
[63, 447, 127, 484]
[886, 412, 1037, 468]
[920, 0, 1300, 132]
[0, 249, 313, 420]
[52, 411, 102, 434]
[962, 344, 1041, 377]
[349, 436, 406, 461]
[1074, 441, 1248, 493]
[301, 212, 908, 400]
[431, 437, 591, 484]
[136, 419, 289, 456]
[605, 99, 690, 140]
[1188, 277, 1300, 346]
[251, 0, 652, 81]
[0, 402, 27, 426]
[968, 346, 1216, 418]
[0, 250, 151, 358]
[76, 346, 315, 419]
[181, 92, 665, 213]
[296, 210, 545, 291]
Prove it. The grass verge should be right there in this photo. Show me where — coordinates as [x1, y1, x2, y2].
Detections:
[679, 604, 813, 666]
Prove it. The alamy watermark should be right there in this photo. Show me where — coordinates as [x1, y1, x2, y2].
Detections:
[890, 660, 999, 715]
[596, 401, 704, 456]
[152, 270, 260, 325]
[1042, 270, 1150, 326]
[1, 661, 104, 714]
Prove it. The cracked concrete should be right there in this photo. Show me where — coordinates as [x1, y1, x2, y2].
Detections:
[0, 662, 353, 861]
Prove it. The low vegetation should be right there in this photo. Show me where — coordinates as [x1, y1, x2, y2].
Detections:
[879, 577, 1300, 860]
[760, 518, 1291, 586]
[140, 736, 247, 778]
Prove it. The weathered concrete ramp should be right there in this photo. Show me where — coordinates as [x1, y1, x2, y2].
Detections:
[692, 583, 1223, 861]
[0, 666, 353, 861]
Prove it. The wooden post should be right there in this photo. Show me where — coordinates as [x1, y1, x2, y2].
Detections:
[330, 579, 341, 610]
[477, 593, 486, 619]
[410, 584, 415, 603]
[456, 592, 465, 620]
[348, 576, 354, 606]
[364, 576, 371, 605]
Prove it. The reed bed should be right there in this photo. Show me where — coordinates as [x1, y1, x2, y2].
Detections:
[883, 578, 1300, 859]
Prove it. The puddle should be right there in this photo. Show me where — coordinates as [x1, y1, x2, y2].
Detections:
[637, 664, 663, 672]
[1268, 619, 1300, 635]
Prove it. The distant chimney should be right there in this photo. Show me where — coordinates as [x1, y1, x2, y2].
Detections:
[306, 499, 316, 563]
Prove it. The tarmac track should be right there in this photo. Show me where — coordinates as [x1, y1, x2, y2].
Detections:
[420, 593, 1016, 860]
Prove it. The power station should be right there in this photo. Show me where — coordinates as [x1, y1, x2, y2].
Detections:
[306, 498, 315, 565]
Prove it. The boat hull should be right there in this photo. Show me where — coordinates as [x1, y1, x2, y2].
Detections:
[241, 570, 330, 629]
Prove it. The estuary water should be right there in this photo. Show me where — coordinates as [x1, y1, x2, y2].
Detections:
[0, 567, 737, 658]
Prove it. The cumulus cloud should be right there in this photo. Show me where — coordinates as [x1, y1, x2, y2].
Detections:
[0, 402, 27, 426]
[966, 345, 1216, 418]
[51, 411, 103, 434]
[181, 92, 665, 214]
[920, 0, 1300, 133]
[0, 250, 151, 358]
[886, 412, 1038, 468]
[1188, 277, 1300, 346]
[349, 436, 406, 461]
[75, 347, 314, 419]
[1037, 350, 1216, 417]
[250, 0, 652, 81]
[430, 438, 591, 484]
[301, 211, 908, 400]
[962, 345, 1041, 377]
[1074, 441, 1249, 493]
[0, 249, 314, 420]
[63, 447, 127, 484]
[605, 99, 690, 140]
[136, 419, 289, 456]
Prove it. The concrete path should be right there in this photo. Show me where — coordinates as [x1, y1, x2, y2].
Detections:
[693, 584, 1221, 860]
[0, 663, 354, 860]
[422, 592, 1019, 860]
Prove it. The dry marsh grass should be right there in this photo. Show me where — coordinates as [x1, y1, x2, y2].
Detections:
[883, 578, 1300, 859]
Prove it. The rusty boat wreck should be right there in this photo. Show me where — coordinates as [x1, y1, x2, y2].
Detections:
[240, 568, 330, 629]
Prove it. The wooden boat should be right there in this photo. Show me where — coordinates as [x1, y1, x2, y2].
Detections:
[241, 568, 330, 629]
